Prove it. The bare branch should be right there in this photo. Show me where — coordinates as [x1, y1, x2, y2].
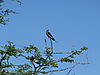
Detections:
[54, 56, 90, 65]
[74, 61, 90, 64]
[66, 69, 72, 75]
[43, 64, 77, 73]
[53, 52, 74, 54]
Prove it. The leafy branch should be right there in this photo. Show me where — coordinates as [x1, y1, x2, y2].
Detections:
[0, 0, 21, 25]
[0, 41, 89, 75]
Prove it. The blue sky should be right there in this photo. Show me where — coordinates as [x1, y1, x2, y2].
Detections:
[0, 0, 100, 75]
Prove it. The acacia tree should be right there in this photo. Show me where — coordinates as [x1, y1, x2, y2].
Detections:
[0, 41, 89, 75]
[0, 0, 89, 75]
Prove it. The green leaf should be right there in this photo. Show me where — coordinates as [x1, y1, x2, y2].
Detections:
[60, 57, 74, 63]
[81, 46, 88, 51]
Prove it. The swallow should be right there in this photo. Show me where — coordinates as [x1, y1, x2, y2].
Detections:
[46, 29, 56, 41]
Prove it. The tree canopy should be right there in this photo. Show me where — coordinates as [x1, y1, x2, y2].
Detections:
[0, 41, 89, 75]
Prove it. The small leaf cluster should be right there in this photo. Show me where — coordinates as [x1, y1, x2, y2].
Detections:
[0, 41, 23, 73]
[0, 0, 21, 25]
[0, 0, 4, 3]
[60, 46, 88, 63]
[60, 57, 74, 63]
[0, 9, 16, 25]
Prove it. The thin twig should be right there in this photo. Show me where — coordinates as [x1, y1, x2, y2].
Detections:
[43, 64, 77, 73]
[54, 55, 90, 64]
[53, 52, 74, 54]
[44, 39, 48, 48]
[55, 57, 90, 64]
[85, 54, 89, 63]
[50, 39, 53, 53]
[66, 69, 72, 75]
[74, 61, 90, 64]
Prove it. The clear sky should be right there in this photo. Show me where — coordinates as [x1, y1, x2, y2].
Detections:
[0, 0, 100, 75]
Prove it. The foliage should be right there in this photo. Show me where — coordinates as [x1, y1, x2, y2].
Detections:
[0, 0, 21, 25]
[0, 41, 89, 75]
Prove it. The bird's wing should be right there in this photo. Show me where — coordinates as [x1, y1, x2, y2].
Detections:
[46, 31, 55, 41]
[47, 31, 53, 37]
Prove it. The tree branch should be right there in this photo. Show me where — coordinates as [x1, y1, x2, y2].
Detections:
[53, 52, 74, 54]
[66, 69, 72, 75]
[42, 64, 77, 74]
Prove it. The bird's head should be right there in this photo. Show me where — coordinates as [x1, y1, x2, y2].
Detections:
[46, 29, 49, 32]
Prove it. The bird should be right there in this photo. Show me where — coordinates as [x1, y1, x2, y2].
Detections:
[46, 29, 56, 42]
